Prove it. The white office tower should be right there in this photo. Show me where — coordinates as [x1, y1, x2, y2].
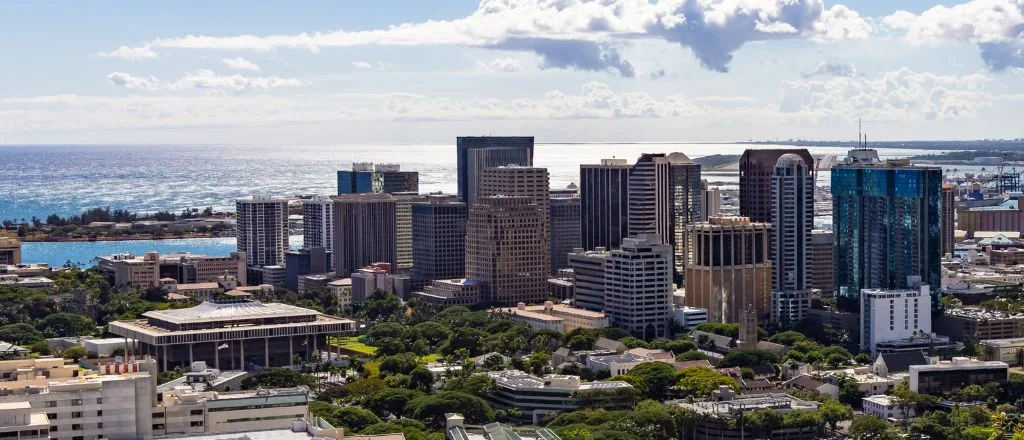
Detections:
[703, 185, 722, 221]
[604, 234, 673, 339]
[860, 283, 933, 354]
[770, 154, 814, 326]
[302, 195, 334, 270]
[235, 195, 289, 267]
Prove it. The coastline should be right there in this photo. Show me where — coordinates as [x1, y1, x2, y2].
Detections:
[19, 232, 228, 243]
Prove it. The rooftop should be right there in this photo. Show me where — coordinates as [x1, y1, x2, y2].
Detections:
[672, 393, 819, 416]
[142, 300, 320, 324]
[945, 306, 1024, 320]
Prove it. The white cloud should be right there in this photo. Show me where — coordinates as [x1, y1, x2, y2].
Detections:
[803, 61, 857, 78]
[106, 70, 304, 93]
[883, 0, 1024, 71]
[105, 0, 872, 75]
[476, 58, 527, 73]
[352, 61, 373, 69]
[221, 57, 261, 71]
[781, 67, 991, 121]
[97, 45, 158, 61]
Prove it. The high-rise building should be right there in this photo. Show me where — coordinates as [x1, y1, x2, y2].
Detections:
[739, 149, 815, 223]
[703, 186, 722, 221]
[604, 234, 674, 339]
[810, 230, 835, 295]
[466, 195, 548, 306]
[302, 195, 334, 269]
[0, 237, 21, 265]
[568, 248, 610, 312]
[235, 196, 289, 268]
[860, 285, 932, 354]
[479, 166, 551, 275]
[457, 136, 534, 205]
[942, 183, 955, 257]
[580, 159, 631, 251]
[332, 193, 397, 276]
[628, 153, 702, 283]
[337, 162, 418, 195]
[685, 216, 772, 324]
[284, 247, 329, 292]
[394, 193, 428, 272]
[550, 185, 581, 274]
[832, 150, 943, 313]
[770, 154, 815, 326]
[411, 195, 467, 285]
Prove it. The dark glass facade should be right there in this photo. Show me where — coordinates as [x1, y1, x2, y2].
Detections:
[456, 136, 535, 205]
[739, 149, 815, 223]
[580, 162, 630, 250]
[337, 170, 419, 195]
[832, 164, 943, 313]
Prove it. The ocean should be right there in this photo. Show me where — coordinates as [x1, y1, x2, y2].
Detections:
[0, 142, 953, 267]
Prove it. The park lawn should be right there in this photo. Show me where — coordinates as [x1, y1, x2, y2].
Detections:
[418, 354, 440, 364]
[335, 336, 378, 356]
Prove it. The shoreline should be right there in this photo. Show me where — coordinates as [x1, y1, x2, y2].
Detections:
[19, 233, 230, 243]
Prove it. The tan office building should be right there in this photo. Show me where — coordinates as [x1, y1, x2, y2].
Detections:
[479, 166, 551, 275]
[685, 216, 772, 324]
[0, 237, 21, 265]
[97, 252, 161, 291]
[466, 195, 548, 306]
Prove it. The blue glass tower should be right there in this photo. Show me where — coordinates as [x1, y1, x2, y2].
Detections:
[832, 150, 943, 314]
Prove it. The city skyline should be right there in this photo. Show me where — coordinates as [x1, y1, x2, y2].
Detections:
[2, 0, 1023, 144]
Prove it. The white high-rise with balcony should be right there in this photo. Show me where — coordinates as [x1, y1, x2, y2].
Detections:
[235, 195, 289, 268]
[770, 154, 814, 326]
[603, 234, 673, 339]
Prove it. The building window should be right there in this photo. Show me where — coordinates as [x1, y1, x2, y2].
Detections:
[191, 421, 204, 427]
[97, 410, 103, 417]
[98, 422, 103, 429]
[190, 410, 203, 416]
[45, 401, 57, 408]
[96, 398, 103, 404]
[72, 412, 83, 418]
[47, 413, 56, 420]
[72, 424, 83, 430]
[71, 398, 83, 406]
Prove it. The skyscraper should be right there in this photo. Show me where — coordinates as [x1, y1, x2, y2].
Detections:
[739, 149, 815, 223]
[810, 230, 835, 295]
[770, 154, 814, 325]
[456, 136, 534, 206]
[302, 195, 334, 269]
[942, 183, 955, 257]
[411, 195, 466, 285]
[466, 195, 548, 306]
[580, 159, 630, 251]
[235, 195, 289, 267]
[337, 163, 419, 195]
[604, 234, 673, 339]
[550, 184, 581, 274]
[832, 149, 943, 313]
[685, 216, 772, 324]
[394, 193, 429, 272]
[628, 153, 702, 283]
[567, 248, 609, 313]
[703, 186, 722, 221]
[332, 193, 397, 275]
[479, 166, 551, 275]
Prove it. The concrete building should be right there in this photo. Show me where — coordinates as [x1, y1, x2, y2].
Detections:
[456, 136, 534, 206]
[0, 401, 48, 440]
[580, 159, 631, 251]
[604, 234, 673, 339]
[466, 196, 548, 306]
[672, 389, 821, 440]
[770, 154, 815, 327]
[108, 300, 355, 371]
[156, 385, 310, 436]
[942, 184, 956, 257]
[909, 357, 1008, 394]
[0, 237, 21, 265]
[411, 195, 467, 287]
[394, 193, 428, 272]
[674, 306, 709, 330]
[332, 193, 397, 276]
[549, 185, 581, 274]
[957, 197, 1024, 238]
[97, 252, 161, 291]
[235, 196, 289, 268]
[863, 395, 913, 420]
[301, 196, 334, 270]
[810, 230, 835, 295]
[703, 186, 722, 221]
[498, 301, 609, 334]
[547, 272, 574, 301]
[158, 252, 248, 286]
[685, 216, 772, 324]
[337, 162, 419, 195]
[832, 151, 943, 312]
[413, 279, 482, 308]
[483, 370, 634, 425]
[936, 307, 1024, 341]
[567, 248, 609, 313]
[627, 153, 702, 283]
[284, 247, 329, 292]
[981, 338, 1024, 365]
[860, 285, 933, 354]
[586, 348, 676, 376]
[479, 166, 551, 276]
[739, 149, 815, 224]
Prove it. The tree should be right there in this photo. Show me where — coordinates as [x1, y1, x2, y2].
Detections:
[693, 322, 739, 338]
[443, 374, 494, 398]
[745, 408, 783, 438]
[409, 367, 435, 393]
[675, 351, 707, 362]
[837, 375, 866, 408]
[890, 381, 935, 421]
[481, 354, 507, 371]
[675, 366, 739, 398]
[367, 322, 408, 343]
[311, 402, 381, 432]
[623, 362, 678, 400]
[818, 399, 853, 434]
[954, 384, 987, 403]
[411, 321, 450, 347]
[527, 351, 551, 376]
[407, 391, 495, 427]
[619, 336, 649, 349]
[849, 415, 895, 440]
[0, 323, 44, 344]
[362, 388, 425, 418]
[719, 348, 779, 368]
[361, 290, 402, 322]
[63, 346, 87, 361]
[241, 368, 315, 389]
[768, 331, 810, 346]
[36, 312, 94, 337]
[442, 327, 487, 357]
[379, 353, 420, 377]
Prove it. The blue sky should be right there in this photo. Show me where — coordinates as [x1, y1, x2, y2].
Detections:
[1, 0, 1022, 144]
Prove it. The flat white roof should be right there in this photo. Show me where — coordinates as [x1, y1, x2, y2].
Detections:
[143, 301, 320, 324]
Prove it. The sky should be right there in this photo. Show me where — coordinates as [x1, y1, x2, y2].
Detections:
[1, 0, 1023, 144]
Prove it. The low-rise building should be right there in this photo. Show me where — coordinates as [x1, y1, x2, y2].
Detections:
[936, 307, 1024, 341]
[909, 357, 1009, 394]
[327, 278, 353, 311]
[483, 370, 635, 425]
[821, 367, 901, 396]
[873, 351, 930, 377]
[413, 279, 482, 308]
[586, 348, 675, 375]
[0, 236, 22, 265]
[97, 252, 161, 291]
[783, 375, 839, 398]
[980, 337, 1024, 365]
[156, 385, 309, 436]
[0, 401, 49, 440]
[674, 306, 709, 330]
[0, 274, 55, 290]
[670, 388, 821, 440]
[498, 301, 609, 334]
[863, 395, 913, 420]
